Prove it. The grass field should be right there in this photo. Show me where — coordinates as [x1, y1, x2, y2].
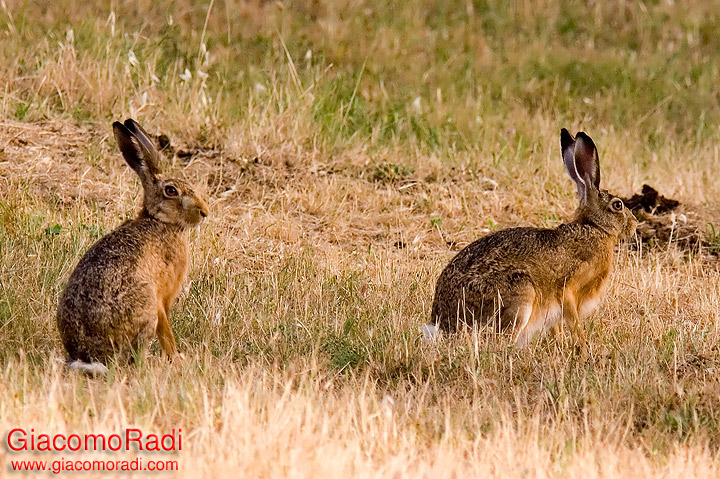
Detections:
[2, 1, 720, 477]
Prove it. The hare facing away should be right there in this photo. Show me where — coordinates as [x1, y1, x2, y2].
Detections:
[56, 119, 208, 374]
[426, 129, 637, 347]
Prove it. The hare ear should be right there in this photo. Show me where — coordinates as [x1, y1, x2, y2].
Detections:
[573, 132, 600, 191]
[112, 120, 161, 183]
[561, 128, 586, 201]
[123, 119, 160, 162]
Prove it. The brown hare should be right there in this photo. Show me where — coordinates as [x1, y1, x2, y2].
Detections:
[426, 129, 637, 347]
[56, 119, 208, 374]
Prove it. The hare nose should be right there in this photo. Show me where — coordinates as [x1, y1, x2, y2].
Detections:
[197, 197, 209, 218]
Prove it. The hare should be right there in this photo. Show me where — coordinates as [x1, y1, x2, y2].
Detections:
[56, 119, 209, 374]
[426, 129, 637, 347]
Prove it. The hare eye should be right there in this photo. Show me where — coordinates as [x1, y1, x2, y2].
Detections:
[164, 185, 179, 197]
[611, 199, 623, 212]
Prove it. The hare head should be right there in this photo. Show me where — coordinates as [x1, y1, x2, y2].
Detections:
[561, 128, 637, 240]
[113, 119, 209, 228]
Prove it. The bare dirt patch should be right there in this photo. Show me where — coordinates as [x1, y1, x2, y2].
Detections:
[0, 121, 514, 260]
[621, 184, 715, 253]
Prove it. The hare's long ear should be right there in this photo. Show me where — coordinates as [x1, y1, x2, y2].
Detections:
[123, 119, 159, 161]
[573, 132, 600, 192]
[561, 128, 586, 201]
[112, 119, 161, 184]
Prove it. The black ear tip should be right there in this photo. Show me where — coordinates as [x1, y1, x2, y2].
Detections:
[560, 128, 574, 149]
[123, 118, 139, 132]
[575, 131, 592, 141]
[112, 121, 131, 138]
[575, 131, 597, 148]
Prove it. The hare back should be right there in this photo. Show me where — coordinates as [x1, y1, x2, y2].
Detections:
[57, 218, 189, 362]
[431, 224, 615, 332]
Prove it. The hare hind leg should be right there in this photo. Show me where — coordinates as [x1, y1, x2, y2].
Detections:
[499, 283, 539, 348]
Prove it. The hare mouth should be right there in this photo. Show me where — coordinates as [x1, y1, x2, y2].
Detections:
[185, 209, 207, 226]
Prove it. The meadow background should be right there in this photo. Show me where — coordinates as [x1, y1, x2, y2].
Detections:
[2, 0, 720, 477]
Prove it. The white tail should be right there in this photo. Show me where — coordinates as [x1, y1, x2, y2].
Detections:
[67, 360, 109, 376]
[421, 323, 440, 341]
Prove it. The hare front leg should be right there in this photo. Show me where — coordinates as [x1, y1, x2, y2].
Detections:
[561, 293, 587, 348]
[156, 307, 178, 357]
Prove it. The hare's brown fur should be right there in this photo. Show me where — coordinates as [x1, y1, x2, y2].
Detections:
[57, 119, 208, 366]
[430, 130, 637, 347]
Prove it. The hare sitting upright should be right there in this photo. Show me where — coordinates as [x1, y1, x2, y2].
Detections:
[57, 119, 209, 374]
[427, 129, 637, 347]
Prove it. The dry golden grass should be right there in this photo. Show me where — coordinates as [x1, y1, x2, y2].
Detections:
[3, 1, 720, 477]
